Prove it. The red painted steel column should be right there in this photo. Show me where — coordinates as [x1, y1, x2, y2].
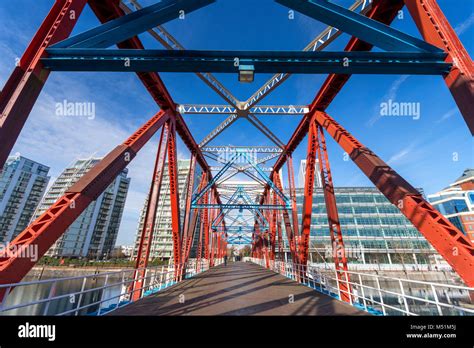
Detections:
[132, 122, 169, 301]
[202, 191, 210, 261]
[315, 123, 351, 303]
[287, 156, 300, 238]
[274, 174, 297, 263]
[181, 155, 197, 263]
[300, 123, 318, 267]
[196, 175, 208, 272]
[270, 192, 278, 260]
[0, 110, 170, 287]
[209, 227, 215, 267]
[405, 0, 474, 134]
[216, 233, 221, 262]
[184, 171, 207, 267]
[0, 0, 88, 169]
[314, 110, 474, 287]
[277, 210, 284, 260]
[167, 119, 182, 273]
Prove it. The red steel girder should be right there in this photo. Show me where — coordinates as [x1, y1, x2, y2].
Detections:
[314, 110, 474, 287]
[181, 155, 196, 260]
[196, 174, 208, 271]
[167, 119, 182, 268]
[405, 0, 474, 134]
[274, 174, 298, 264]
[314, 123, 351, 303]
[299, 121, 319, 266]
[181, 155, 197, 262]
[276, 208, 284, 260]
[0, 0, 88, 170]
[287, 156, 300, 239]
[270, 192, 278, 260]
[202, 191, 210, 260]
[0, 110, 170, 286]
[132, 122, 169, 301]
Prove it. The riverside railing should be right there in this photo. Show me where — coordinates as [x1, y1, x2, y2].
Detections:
[0, 258, 223, 316]
[250, 258, 474, 316]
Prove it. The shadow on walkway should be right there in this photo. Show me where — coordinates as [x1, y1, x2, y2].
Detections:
[109, 262, 367, 316]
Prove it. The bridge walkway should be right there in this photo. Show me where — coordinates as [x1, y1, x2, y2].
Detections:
[110, 261, 367, 316]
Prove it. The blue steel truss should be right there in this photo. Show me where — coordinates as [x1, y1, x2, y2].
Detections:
[192, 150, 290, 208]
[42, 0, 452, 78]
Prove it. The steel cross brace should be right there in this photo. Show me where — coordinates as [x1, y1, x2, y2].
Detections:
[53, 0, 215, 49]
[194, 151, 290, 207]
[276, 0, 443, 53]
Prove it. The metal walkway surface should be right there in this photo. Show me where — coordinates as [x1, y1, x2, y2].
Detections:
[109, 262, 367, 316]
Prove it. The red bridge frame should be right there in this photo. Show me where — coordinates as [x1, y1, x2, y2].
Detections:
[0, 0, 472, 298]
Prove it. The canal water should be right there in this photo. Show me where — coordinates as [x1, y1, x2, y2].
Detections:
[2, 268, 131, 316]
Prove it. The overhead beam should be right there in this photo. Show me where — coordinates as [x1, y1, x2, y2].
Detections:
[43, 49, 450, 75]
[180, 104, 309, 115]
[194, 204, 289, 210]
[202, 146, 283, 153]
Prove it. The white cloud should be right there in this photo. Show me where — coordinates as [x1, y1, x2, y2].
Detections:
[435, 107, 459, 124]
[387, 147, 412, 166]
[366, 75, 409, 127]
[455, 13, 474, 35]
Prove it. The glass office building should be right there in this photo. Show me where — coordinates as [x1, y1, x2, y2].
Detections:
[293, 187, 440, 269]
[428, 169, 474, 242]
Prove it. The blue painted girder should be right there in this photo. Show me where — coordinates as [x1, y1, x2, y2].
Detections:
[52, 0, 215, 49]
[275, 0, 443, 53]
[43, 49, 451, 75]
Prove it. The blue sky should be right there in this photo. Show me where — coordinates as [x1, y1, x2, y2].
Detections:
[0, 0, 472, 245]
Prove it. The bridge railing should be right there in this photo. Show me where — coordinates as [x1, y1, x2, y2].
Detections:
[250, 258, 474, 316]
[0, 258, 223, 316]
